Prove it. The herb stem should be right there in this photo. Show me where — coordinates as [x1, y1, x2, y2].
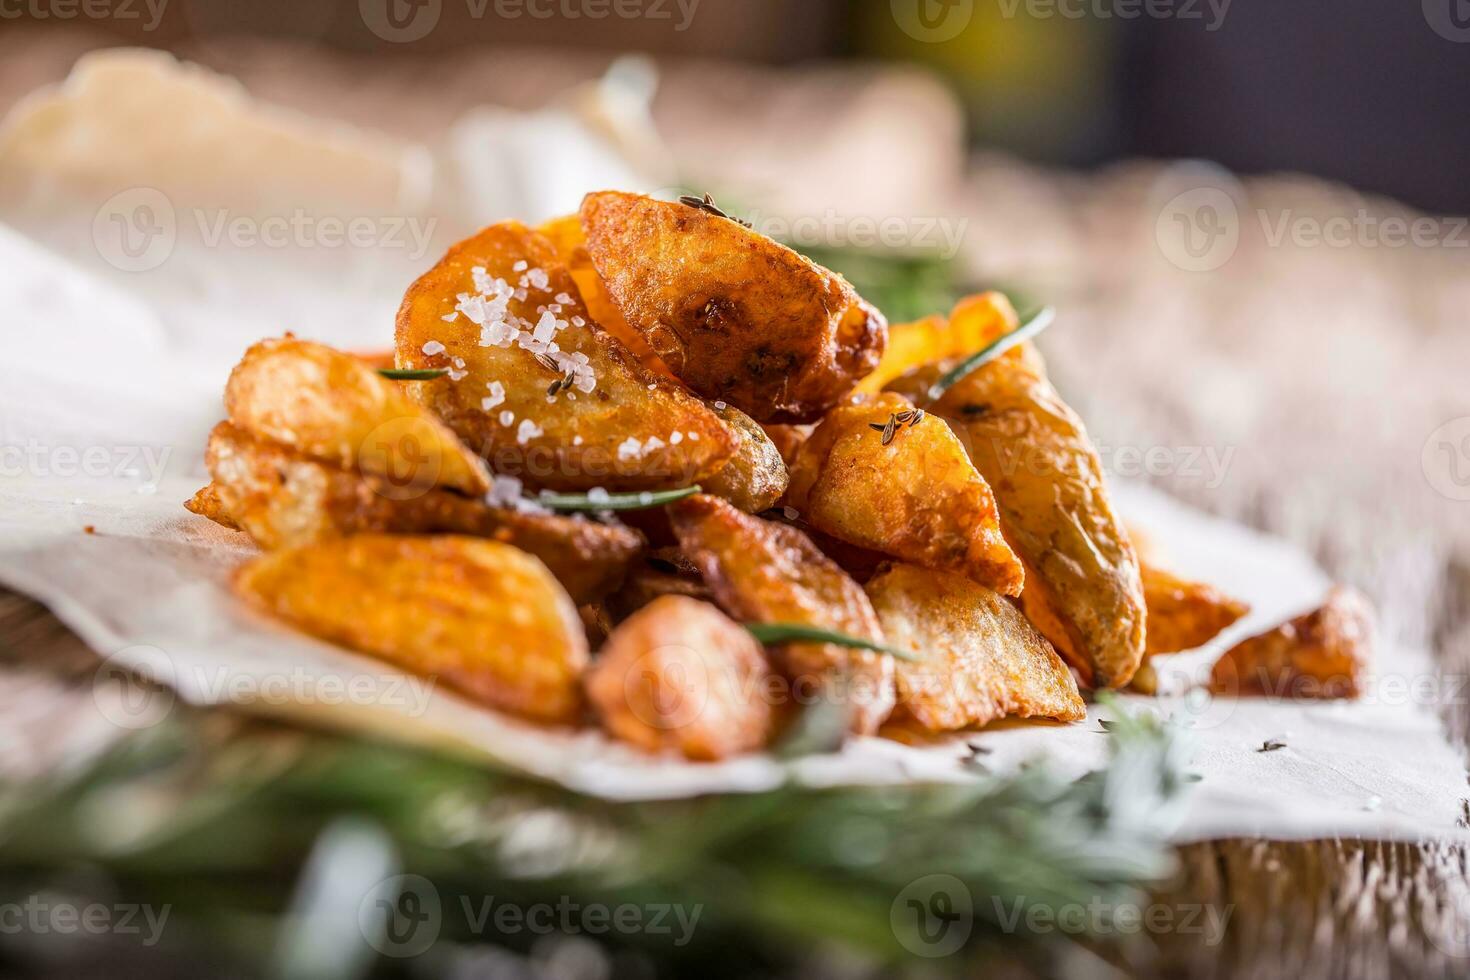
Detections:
[538, 486, 701, 513]
[926, 306, 1056, 402]
[743, 623, 922, 662]
[379, 368, 449, 381]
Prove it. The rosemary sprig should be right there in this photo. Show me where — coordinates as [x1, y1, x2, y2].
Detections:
[926, 306, 1056, 402]
[679, 192, 754, 229]
[538, 485, 700, 512]
[744, 622, 923, 662]
[378, 368, 448, 381]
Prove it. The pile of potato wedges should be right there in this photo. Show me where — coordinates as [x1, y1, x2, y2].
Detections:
[187, 190, 1372, 761]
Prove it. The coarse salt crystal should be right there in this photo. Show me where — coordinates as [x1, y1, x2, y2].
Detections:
[422, 340, 446, 356]
[669, 432, 683, 445]
[513, 260, 528, 272]
[499, 410, 516, 427]
[555, 292, 574, 305]
[516, 419, 544, 445]
[527, 268, 550, 290]
[714, 401, 728, 410]
[617, 437, 642, 460]
[587, 487, 611, 504]
[783, 507, 800, 520]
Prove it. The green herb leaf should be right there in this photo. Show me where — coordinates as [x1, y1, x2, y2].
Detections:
[926, 306, 1056, 402]
[378, 368, 449, 381]
[538, 485, 701, 512]
[743, 622, 923, 662]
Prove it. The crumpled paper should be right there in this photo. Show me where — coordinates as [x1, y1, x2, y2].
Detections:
[1, 50, 1465, 843]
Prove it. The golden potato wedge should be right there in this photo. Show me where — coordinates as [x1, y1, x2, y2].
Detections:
[184, 482, 240, 531]
[702, 403, 789, 513]
[855, 293, 1022, 396]
[668, 494, 895, 734]
[235, 535, 589, 723]
[395, 221, 734, 491]
[866, 564, 1085, 731]
[586, 595, 776, 760]
[537, 213, 670, 376]
[580, 191, 887, 423]
[1210, 587, 1372, 699]
[207, 422, 642, 603]
[889, 333, 1145, 689]
[225, 337, 491, 498]
[761, 423, 812, 468]
[786, 392, 1024, 596]
[1142, 561, 1250, 654]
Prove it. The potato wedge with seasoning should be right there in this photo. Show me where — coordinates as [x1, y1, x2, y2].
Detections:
[235, 535, 589, 723]
[889, 320, 1145, 689]
[1142, 560, 1250, 654]
[184, 482, 240, 531]
[580, 191, 887, 424]
[225, 337, 493, 497]
[702, 402, 789, 513]
[207, 422, 642, 603]
[1210, 587, 1372, 699]
[396, 221, 734, 491]
[669, 494, 895, 734]
[867, 564, 1085, 731]
[786, 392, 1024, 596]
[856, 292, 1027, 395]
[586, 595, 776, 760]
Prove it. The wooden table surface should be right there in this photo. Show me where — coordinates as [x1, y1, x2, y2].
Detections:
[3, 27, 1469, 979]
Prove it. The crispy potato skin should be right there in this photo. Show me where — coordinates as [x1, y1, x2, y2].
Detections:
[580, 191, 887, 424]
[867, 564, 1085, 731]
[668, 494, 895, 734]
[1210, 587, 1372, 699]
[184, 482, 240, 531]
[1142, 561, 1250, 654]
[207, 422, 642, 603]
[235, 535, 589, 723]
[856, 293, 1021, 396]
[537, 214, 672, 376]
[890, 353, 1145, 689]
[395, 221, 734, 491]
[586, 595, 775, 760]
[786, 392, 1024, 596]
[702, 403, 789, 513]
[225, 337, 491, 497]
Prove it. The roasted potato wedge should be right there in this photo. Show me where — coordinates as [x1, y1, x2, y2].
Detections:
[1210, 587, 1372, 699]
[235, 535, 588, 723]
[580, 191, 887, 423]
[856, 292, 1022, 396]
[669, 494, 895, 734]
[702, 403, 789, 513]
[586, 595, 776, 760]
[207, 422, 642, 602]
[395, 221, 734, 491]
[867, 564, 1085, 731]
[1142, 561, 1250, 654]
[537, 213, 670, 375]
[184, 482, 240, 531]
[786, 392, 1024, 596]
[225, 337, 492, 498]
[890, 337, 1145, 690]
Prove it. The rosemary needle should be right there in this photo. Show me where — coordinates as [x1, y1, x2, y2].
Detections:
[538, 486, 701, 513]
[743, 623, 923, 663]
[379, 368, 449, 381]
[926, 306, 1056, 402]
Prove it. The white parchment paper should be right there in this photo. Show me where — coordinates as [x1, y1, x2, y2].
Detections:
[0, 51, 1465, 843]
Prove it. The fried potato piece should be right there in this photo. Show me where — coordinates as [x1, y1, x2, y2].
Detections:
[702, 403, 789, 513]
[225, 337, 491, 497]
[761, 424, 811, 468]
[867, 564, 1085, 731]
[235, 535, 588, 723]
[669, 494, 895, 734]
[396, 221, 734, 491]
[856, 292, 1022, 396]
[606, 550, 714, 622]
[1142, 561, 1250, 654]
[889, 339, 1145, 690]
[580, 191, 887, 423]
[184, 482, 240, 531]
[586, 595, 776, 760]
[786, 392, 1024, 596]
[537, 213, 670, 375]
[207, 422, 641, 603]
[1210, 587, 1372, 699]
